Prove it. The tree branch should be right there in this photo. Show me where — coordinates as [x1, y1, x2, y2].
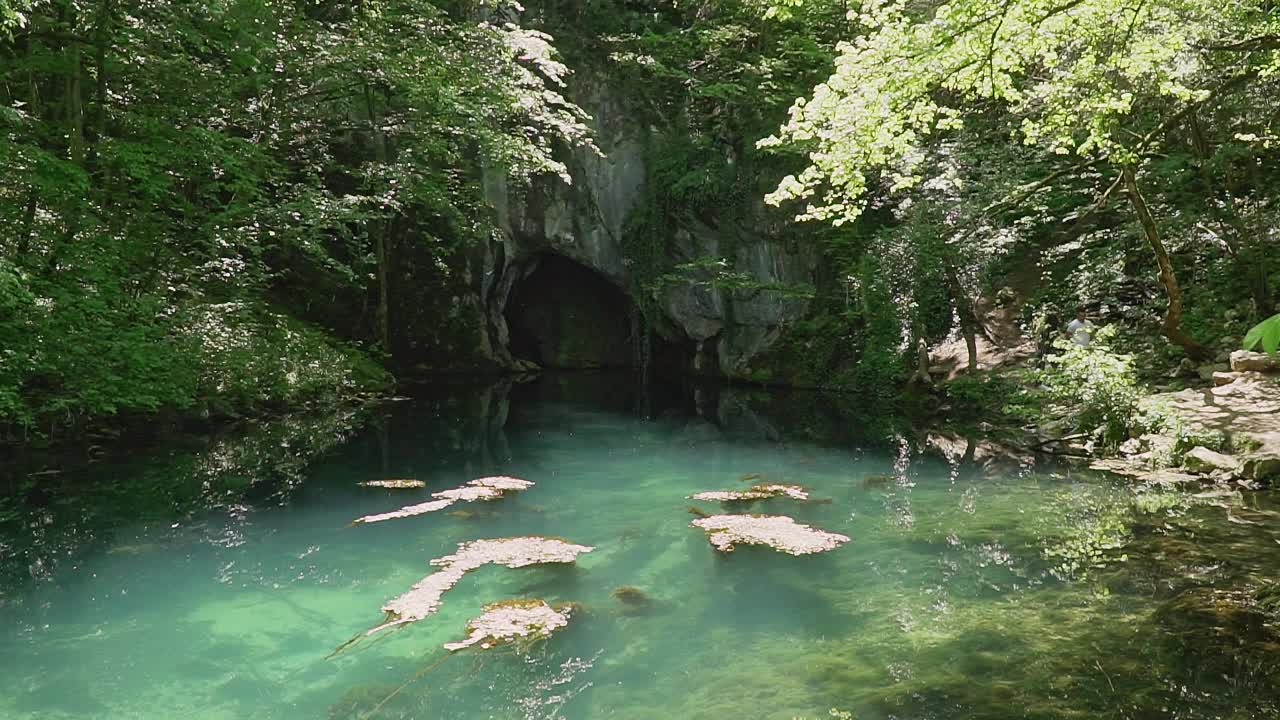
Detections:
[1197, 34, 1280, 52]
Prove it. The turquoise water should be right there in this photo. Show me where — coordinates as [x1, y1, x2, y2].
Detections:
[3, 376, 1280, 719]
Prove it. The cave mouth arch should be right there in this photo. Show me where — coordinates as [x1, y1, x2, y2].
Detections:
[505, 254, 636, 369]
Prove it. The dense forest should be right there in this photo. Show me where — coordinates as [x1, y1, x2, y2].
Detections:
[1, 0, 1278, 453]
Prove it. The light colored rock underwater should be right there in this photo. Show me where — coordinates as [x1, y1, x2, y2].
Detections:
[353, 476, 534, 524]
[691, 514, 849, 556]
[367, 536, 593, 637]
[358, 479, 427, 489]
[444, 599, 574, 651]
[689, 484, 810, 502]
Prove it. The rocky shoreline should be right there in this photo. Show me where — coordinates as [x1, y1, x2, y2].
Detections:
[1079, 351, 1280, 488]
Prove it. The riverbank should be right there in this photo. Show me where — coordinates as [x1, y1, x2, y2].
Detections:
[1089, 358, 1280, 486]
[935, 345, 1280, 490]
[0, 302, 392, 458]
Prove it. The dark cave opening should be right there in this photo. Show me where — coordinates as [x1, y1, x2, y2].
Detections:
[505, 255, 636, 369]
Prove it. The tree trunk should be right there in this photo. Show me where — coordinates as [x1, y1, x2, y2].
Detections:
[375, 226, 389, 349]
[905, 317, 934, 387]
[962, 317, 979, 372]
[1121, 165, 1212, 361]
[946, 268, 981, 371]
[66, 45, 85, 167]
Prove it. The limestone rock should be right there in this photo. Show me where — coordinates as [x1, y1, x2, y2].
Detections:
[1118, 437, 1144, 456]
[1242, 455, 1280, 482]
[1213, 371, 1240, 387]
[359, 479, 426, 489]
[1196, 362, 1230, 381]
[444, 599, 573, 652]
[690, 514, 849, 555]
[476, 75, 816, 376]
[353, 477, 534, 524]
[1088, 458, 1200, 487]
[1231, 351, 1280, 373]
[689, 484, 810, 503]
[1182, 447, 1239, 476]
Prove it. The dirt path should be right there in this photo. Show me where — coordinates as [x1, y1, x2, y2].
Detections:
[928, 255, 1041, 379]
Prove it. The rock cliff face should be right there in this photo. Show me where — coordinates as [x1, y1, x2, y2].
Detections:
[477, 75, 816, 377]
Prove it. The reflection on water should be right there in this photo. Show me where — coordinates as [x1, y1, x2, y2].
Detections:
[1, 372, 1279, 719]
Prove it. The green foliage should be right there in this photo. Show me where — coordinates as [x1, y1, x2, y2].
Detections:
[1040, 489, 1131, 579]
[1130, 488, 1189, 516]
[1141, 407, 1230, 467]
[0, 276, 388, 440]
[746, 313, 860, 389]
[177, 303, 389, 416]
[851, 252, 909, 393]
[944, 372, 1037, 422]
[761, 0, 1278, 224]
[760, 0, 1279, 378]
[1035, 329, 1143, 445]
[0, 0, 593, 444]
[1245, 313, 1280, 354]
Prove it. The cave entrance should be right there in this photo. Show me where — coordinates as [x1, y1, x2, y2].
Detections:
[505, 255, 635, 369]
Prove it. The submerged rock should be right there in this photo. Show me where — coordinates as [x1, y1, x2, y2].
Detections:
[1154, 586, 1280, 679]
[690, 514, 849, 556]
[860, 474, 895, 488]
[444, 599, 573, 651]
[612, 586, 656, 616]
[358, 479, 426, 489]
[612, 585, 652, 605]
[1242, 454, 1280, 482]
[353, 476, 533, 524]
[334, 536, 592, 653]
[689, 484, 810, 503]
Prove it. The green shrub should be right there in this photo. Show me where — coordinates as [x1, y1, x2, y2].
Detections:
[0, 286, 389, 441]
[1136, 403, 1229, 468]
[1035, 327, 1142, 446]
[176, 302, 389, 417]
[944, 371, 1037, 421]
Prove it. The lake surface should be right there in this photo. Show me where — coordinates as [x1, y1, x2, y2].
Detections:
[2, 374, 1279, 719]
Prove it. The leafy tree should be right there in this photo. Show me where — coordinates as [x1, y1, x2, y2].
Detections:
[0, 0, 592, 441]
[763, 0, 1280, 360]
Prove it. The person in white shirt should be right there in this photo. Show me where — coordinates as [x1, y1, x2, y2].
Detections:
[1065, 306, 1094, 348]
